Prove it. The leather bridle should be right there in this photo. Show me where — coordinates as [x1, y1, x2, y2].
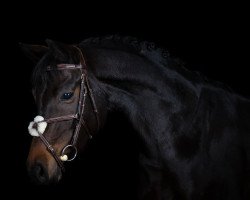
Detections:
[30, 46, 99, 172]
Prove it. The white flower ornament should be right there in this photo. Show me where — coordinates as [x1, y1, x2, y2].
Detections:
[28, 116, 47, 137]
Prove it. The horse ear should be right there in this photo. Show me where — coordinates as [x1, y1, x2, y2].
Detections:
[20, 43, 48, 63]
[45, 39, 78, 62]
[45, 39, 69, 59]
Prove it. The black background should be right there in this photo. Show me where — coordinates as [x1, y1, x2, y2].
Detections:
[2, 5, 249, 199]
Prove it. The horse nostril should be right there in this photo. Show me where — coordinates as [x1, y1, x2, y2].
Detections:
[33, 163, 48, 184]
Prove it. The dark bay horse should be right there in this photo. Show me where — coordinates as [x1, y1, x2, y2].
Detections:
[21, 36, 250, 200]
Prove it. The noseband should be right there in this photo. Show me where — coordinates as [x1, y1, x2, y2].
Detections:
[28, 47, 99, 172]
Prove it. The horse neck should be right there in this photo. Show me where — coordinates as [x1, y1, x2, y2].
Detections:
[89, 49, 201, 160]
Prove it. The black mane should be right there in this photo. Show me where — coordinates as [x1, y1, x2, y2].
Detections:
[79, 35, 234, 93]
[80, 35, 170, 65]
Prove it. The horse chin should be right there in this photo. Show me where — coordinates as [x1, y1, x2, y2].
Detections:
[49, 169, 63, 185]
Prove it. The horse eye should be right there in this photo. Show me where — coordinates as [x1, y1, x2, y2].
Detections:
[61, 92, 74, 100]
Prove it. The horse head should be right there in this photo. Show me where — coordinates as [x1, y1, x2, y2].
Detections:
[21, 40, 106, 184]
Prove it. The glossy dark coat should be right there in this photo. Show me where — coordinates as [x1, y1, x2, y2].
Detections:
[22, 36, 250, 200]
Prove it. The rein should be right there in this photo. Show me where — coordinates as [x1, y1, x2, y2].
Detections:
[28, 46, 99, 172]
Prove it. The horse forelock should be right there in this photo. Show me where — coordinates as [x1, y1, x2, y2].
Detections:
[31, 45, 81, 94]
